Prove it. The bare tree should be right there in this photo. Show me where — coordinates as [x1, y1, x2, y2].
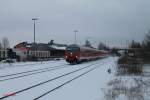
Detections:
[143, 30, 150, 49]
[129, 40, 141, 49]
[141, 30, 150, 62]
[2, 37, 10, 49]
[98, 42, 109, 50]
[0, 42, 2, 49]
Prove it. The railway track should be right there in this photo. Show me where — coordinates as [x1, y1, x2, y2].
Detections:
[0, 64, 69, 82]
[0, 58, 108, 82]
[0, 60, 108, 99]
[34, 63, 102, 100]
[0, 61, 61, 70]
[0, 62, 44, 70]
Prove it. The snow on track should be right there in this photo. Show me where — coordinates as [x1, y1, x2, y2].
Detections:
[0, 60, 66, 76]
[0, 57, 118, 100]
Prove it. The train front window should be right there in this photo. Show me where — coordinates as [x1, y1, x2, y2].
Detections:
[66, 47, 79, 53]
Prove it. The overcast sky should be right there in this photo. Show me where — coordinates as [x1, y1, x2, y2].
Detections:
[0, 0, 150, 47]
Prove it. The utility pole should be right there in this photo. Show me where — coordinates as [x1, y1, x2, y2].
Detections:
[74, 30, 78, 44]
[32, 18, 38, 44]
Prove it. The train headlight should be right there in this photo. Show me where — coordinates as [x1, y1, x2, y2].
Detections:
[65, 56, 68, 59]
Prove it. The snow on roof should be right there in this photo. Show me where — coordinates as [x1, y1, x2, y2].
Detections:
[26, 45, 31, 48]
[13, 47, 28, 52]
[51, 45, 66, 50]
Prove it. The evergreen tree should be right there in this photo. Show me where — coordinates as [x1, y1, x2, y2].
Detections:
[98, 42, 109, 50]
[85, 40, 92, 48]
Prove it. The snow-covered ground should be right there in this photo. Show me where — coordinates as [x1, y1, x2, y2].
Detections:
[0, 57, 118, 100]
[102, 63, 150, 100]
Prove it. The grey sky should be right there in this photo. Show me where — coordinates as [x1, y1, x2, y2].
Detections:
[0, 0, 150, 47]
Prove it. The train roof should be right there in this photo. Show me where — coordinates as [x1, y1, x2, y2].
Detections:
[67, 44, 108, 52]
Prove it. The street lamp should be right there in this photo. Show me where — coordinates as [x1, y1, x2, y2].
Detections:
[74, 30, 78, 44]
[32, 18, 38, 44]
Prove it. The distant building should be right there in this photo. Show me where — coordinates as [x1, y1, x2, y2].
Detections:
[28, 43, 51, 61]
[14, 42, 67, 61]
[0, 48, 18, 61]
[50, 45, 66, 58]
[0, 49, 8, 60]
[14, 42, 29, 61]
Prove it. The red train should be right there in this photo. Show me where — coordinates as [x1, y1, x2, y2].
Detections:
[64, 44, 109, 64]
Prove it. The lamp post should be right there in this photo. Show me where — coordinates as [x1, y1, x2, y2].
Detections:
[32, 18, 38, 44]
[74, 30, 78, 44]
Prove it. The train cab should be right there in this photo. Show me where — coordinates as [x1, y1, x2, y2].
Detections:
[65, 45, 80, 64]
